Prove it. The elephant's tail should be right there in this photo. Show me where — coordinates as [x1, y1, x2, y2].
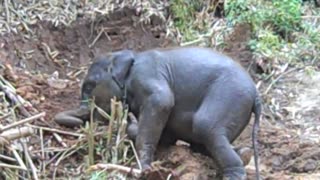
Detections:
[252, 95, 262, 180]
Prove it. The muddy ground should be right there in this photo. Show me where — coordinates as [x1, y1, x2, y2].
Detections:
[1, 9, 319, 180]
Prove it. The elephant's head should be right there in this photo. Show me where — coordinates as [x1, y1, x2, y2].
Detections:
[54, 50, 135, 127]
[80, 50, 135, 114]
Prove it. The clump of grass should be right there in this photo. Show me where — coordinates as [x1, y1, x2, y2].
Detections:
[169, 0, 202, 41]
[225, 0, 302, 38]
[0, 0, 169, 36]
[168, 0, 232, 48]
[84, 97, 137, 179]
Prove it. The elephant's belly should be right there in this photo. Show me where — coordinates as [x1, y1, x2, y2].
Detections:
[167, 111, 199, 143]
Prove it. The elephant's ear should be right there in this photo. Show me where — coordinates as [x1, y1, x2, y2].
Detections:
[111, 50, 135, 88]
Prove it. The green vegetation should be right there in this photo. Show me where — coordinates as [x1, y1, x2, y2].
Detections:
[169, 0, 221, 43]
[169, 0, 319, 72]
[225, 0, 320, 72]
[225, 0, 303, 36]
[169, 0, 202, 41]
[89, 171, 108, 180]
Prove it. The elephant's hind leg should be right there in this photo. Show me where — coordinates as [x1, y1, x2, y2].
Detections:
[192, 84, 253, 179]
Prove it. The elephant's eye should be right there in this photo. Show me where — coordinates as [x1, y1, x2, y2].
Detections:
[83, 82, 96, 92]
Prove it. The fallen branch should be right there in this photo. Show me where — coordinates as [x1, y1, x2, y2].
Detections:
[128, 140, 142, 170]
[89, 28, 104, 48]
[1, 74, 50, 127]
[0, 154, 16, 162]
[0, 163, 27, 170]
[53, 133, 67, 148]
[22, 142, 39, 180]
[40, 128, 45, 173]
[0, 84, 31, 117]
[256, 80, 262, 90]
[0, 112, 45, 133]
[0, 127, 34, 145]
[88, 163, 142, 177]
[0, 113, 11, 121]
[4, 0, 10, 30]
[0, 73, 16, 92]
[27, 124, 83, 137]
[10, 145, 28, 171]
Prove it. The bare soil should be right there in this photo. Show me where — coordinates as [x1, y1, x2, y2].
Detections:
[1, 8, 319, 180]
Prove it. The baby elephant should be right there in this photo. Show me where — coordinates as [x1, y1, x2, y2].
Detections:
[62, 47, 262, 180]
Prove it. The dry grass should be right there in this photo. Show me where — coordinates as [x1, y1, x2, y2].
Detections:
[0, 0, 168, 36]
[0, 70, 139, 179]
[0, 0, 231, 49]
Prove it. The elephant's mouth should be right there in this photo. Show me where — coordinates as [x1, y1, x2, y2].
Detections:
[54, 78, 128, 128]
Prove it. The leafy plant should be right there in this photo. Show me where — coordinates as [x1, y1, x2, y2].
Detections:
[169, 0, 202, 41]
[272, 0, 302, 36]
[225, 0, 302, 38]
[169, 0, 227, 43]
[248, 29, 282, 58]
[224, 0, 319, 70]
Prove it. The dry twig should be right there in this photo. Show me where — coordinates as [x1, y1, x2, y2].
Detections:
[22, 141, 39, 180]
[0, 112, 45, 133]
[10, 145, 28, 171]
[40, 128, 45, 173]
[0, 163, 27, 170]
[0, 154, 16, 162]
[27, 124, 83, 137]
[53, 133, 67, 148]
[88, 163, 142, 177]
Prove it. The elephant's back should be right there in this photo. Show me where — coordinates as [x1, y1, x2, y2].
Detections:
[134, 47, 256, 94]
[154, 47, 234, 66]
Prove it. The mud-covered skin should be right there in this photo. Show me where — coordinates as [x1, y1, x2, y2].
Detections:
[79, 47, 262, 180]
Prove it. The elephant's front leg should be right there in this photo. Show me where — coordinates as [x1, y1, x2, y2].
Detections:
[135, 92, 174, 170]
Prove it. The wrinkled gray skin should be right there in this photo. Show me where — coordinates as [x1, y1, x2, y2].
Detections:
[74, 47, 262, 180]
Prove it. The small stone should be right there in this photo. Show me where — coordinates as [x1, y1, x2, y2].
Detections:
[304, 159, 317, 172]
[272, 156, 283, 167]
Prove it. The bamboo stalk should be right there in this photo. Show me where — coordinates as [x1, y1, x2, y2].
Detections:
[22, 142, 39, 180]
[10, 145, 27, 171]
[0, 127, 34, 145]
[27, 124, 83, 137]
[0, 154, 16, 162]
[0, 112, 45, 133]
[89, 163, 142, 177]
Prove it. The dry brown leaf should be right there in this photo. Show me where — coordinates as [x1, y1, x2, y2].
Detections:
[16, 86, 35, 96]
[4, 63, 19, 82]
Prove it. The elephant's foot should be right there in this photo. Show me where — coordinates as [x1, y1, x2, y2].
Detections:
[221, 167, 247, 180]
